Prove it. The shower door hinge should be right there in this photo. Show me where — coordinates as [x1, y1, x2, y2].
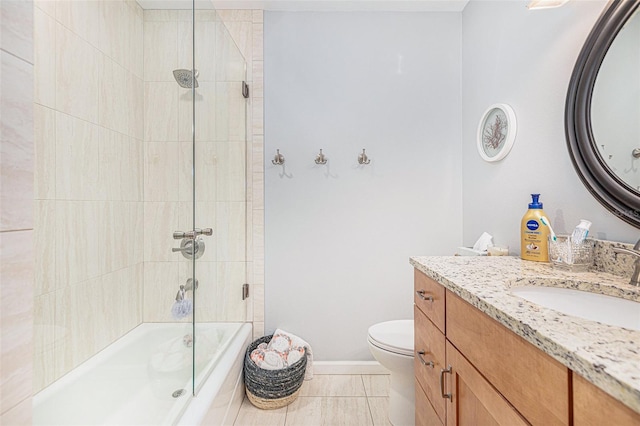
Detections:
[242, 81, 249, 99]
[242, 283, 250, 300]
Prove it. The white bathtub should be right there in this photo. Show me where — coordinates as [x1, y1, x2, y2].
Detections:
[33, 322, 252, 425]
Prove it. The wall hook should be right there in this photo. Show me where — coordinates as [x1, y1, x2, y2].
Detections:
[315, 149, 327, 165]
[272, 149, 285, 165]
[358, 148, 371, 165]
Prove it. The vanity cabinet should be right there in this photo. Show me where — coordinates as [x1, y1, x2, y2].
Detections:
[414, 269, 570, 426]
[573, 373, 640, 426]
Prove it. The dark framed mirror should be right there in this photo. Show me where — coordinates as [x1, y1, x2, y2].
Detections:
[566, 0, 640, 228]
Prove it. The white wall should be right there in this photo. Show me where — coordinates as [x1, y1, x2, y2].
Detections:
[461, 0, 639, 250]
[264, 11, 463, 360]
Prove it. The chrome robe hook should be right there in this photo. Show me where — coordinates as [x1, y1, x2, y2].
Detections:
[315, 149, 327, 165]
[358, 149, 371, 165]
[272, 149, 285, 165]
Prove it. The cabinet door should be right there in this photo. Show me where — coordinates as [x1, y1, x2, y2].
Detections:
[445, 341, 529, 426]
[416, 379, 444, 426]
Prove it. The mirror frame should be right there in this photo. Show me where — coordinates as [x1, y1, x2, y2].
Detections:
[566, 0, 640, 228]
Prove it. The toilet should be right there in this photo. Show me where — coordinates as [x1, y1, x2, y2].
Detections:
[367, 320, 414, 426]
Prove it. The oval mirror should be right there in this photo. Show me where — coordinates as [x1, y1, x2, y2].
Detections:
[566, 0, 640, 228]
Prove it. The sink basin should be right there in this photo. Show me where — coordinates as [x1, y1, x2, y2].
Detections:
[511, 286, 640, 331]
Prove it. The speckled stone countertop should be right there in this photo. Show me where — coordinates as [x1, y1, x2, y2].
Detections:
[409, 255, 640, 414]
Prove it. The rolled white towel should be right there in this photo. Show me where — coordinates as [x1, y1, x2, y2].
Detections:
[268, 329, 314, 380]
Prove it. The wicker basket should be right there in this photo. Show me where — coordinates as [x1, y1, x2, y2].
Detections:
[244, 335, 307, 409]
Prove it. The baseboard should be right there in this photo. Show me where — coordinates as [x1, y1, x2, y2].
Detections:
[313, 361, 389, 375]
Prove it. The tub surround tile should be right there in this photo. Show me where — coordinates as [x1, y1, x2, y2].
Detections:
[0, 52, 34, 232]
[34, 104, 55, 200]
[409, 253, 640, 414]
[34, 7, 56, 108]
[0, 0, 34, 62]
[0, 230, 34, 414]
[0, 396, 32, 425]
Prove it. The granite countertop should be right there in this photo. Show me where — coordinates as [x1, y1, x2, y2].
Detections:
[409, 255, 640, 414]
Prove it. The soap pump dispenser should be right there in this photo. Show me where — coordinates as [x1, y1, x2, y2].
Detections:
[520, 194, 550, 262]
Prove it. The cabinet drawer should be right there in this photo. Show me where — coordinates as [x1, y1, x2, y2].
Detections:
[416, 379, 444, 426]
[573, 373, 640, 426]
[415, 305, 446, 424]
[446, 291, 569, 426]
[414, 269, 445, 333]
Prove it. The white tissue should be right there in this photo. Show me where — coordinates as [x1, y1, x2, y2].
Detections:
[472, 232, 494, 252]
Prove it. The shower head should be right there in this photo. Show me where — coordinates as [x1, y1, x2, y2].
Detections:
[173, 69, 199, 88]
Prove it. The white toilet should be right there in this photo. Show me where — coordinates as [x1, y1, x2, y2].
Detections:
[367, 320, 414, 426]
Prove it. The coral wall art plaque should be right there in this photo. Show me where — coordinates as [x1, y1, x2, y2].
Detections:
[477, 103, 517, 162]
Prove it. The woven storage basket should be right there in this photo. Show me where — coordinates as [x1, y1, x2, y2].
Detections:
[244, 335, 307, 410]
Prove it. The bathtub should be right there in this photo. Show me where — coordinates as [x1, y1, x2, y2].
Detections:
[33, 322, 252, 425]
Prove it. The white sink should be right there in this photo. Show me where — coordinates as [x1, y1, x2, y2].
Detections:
[511, 286, 640, 331]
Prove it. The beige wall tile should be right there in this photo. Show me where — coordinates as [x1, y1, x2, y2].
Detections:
[217, 141, 246, 202]
[144, 20, 178, 82]
[99, 57, 129, 135]
[0, 230, 34, 414]
[55, 201, 101, 286]
[252, 22, 263, 61]
[34, 104, 55, 200]
[144, 82, 179, 141]
[34, 7, 56, 108]
[143, 202, 181, 262]
[0, 396, 32, 425]
[216, 262, 247, 321]
[33, 292, 57, 392]
[144, 142, 180, 201]
[129, 75, 144, 140]
[101, 0, 130, 70]
[143, 9, 178, 22]
[34, 200, 56, 296]
[252, 171, 264, 210]
[252, 284, 264, 322]
[252, 96, 263, 136]
[217, 10, 252, 22]
[0, 52, 34, 232]
[143, 261, 180, 322]
[55, 112, 101, 201]
[223, 21, 253, 63]
[252, 322, 264, 339]
[56, 0, 102, 50]
[0, 0, 34, 62]
[216, 82, 246, 142]
[178, 83, 218, 142]
[35, 0, 55, 17]
[194, 143, 219, 202]
[216, 202, 246, 261]
[55, 23, 100, 123]
[251, 61, 263, 98]
[252, 10, 263, 23]
[191, 261, 218, 322]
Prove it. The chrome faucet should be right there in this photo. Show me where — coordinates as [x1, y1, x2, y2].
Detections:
[612, 238, 640, 286]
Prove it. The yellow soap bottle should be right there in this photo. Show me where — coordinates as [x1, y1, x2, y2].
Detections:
[520, 194, 550, 262]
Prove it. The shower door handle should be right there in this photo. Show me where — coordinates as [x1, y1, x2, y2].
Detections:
[173, 228, 213, 240]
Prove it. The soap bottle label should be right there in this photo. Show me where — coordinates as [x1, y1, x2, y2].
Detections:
[521, 218, 549, 261]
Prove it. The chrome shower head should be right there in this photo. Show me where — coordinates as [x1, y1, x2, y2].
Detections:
[173, 69, 199, 88]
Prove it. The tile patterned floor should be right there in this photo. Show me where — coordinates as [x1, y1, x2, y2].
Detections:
[233, 374, 392, 426]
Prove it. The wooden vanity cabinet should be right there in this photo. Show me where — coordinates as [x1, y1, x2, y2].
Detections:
[414, 269, 570, 426]
[573, 373, 640, 426]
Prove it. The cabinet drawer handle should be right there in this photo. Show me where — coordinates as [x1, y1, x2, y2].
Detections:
[417, 351, 434, 368]
[416, 290, 434, 302]
[439, 365, 452, 399]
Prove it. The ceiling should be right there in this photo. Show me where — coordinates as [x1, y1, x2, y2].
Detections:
[136, 0, 470, 12]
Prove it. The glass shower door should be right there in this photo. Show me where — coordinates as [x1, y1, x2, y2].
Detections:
[189, 3, 249, 394]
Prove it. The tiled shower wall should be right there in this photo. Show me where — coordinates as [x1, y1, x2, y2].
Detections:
[32, 0, 145, 392]
[1, 0, 35, 423]
[141, 9, 248, 324]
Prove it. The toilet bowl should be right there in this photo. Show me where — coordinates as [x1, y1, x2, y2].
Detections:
[367, 320, 414, 426]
